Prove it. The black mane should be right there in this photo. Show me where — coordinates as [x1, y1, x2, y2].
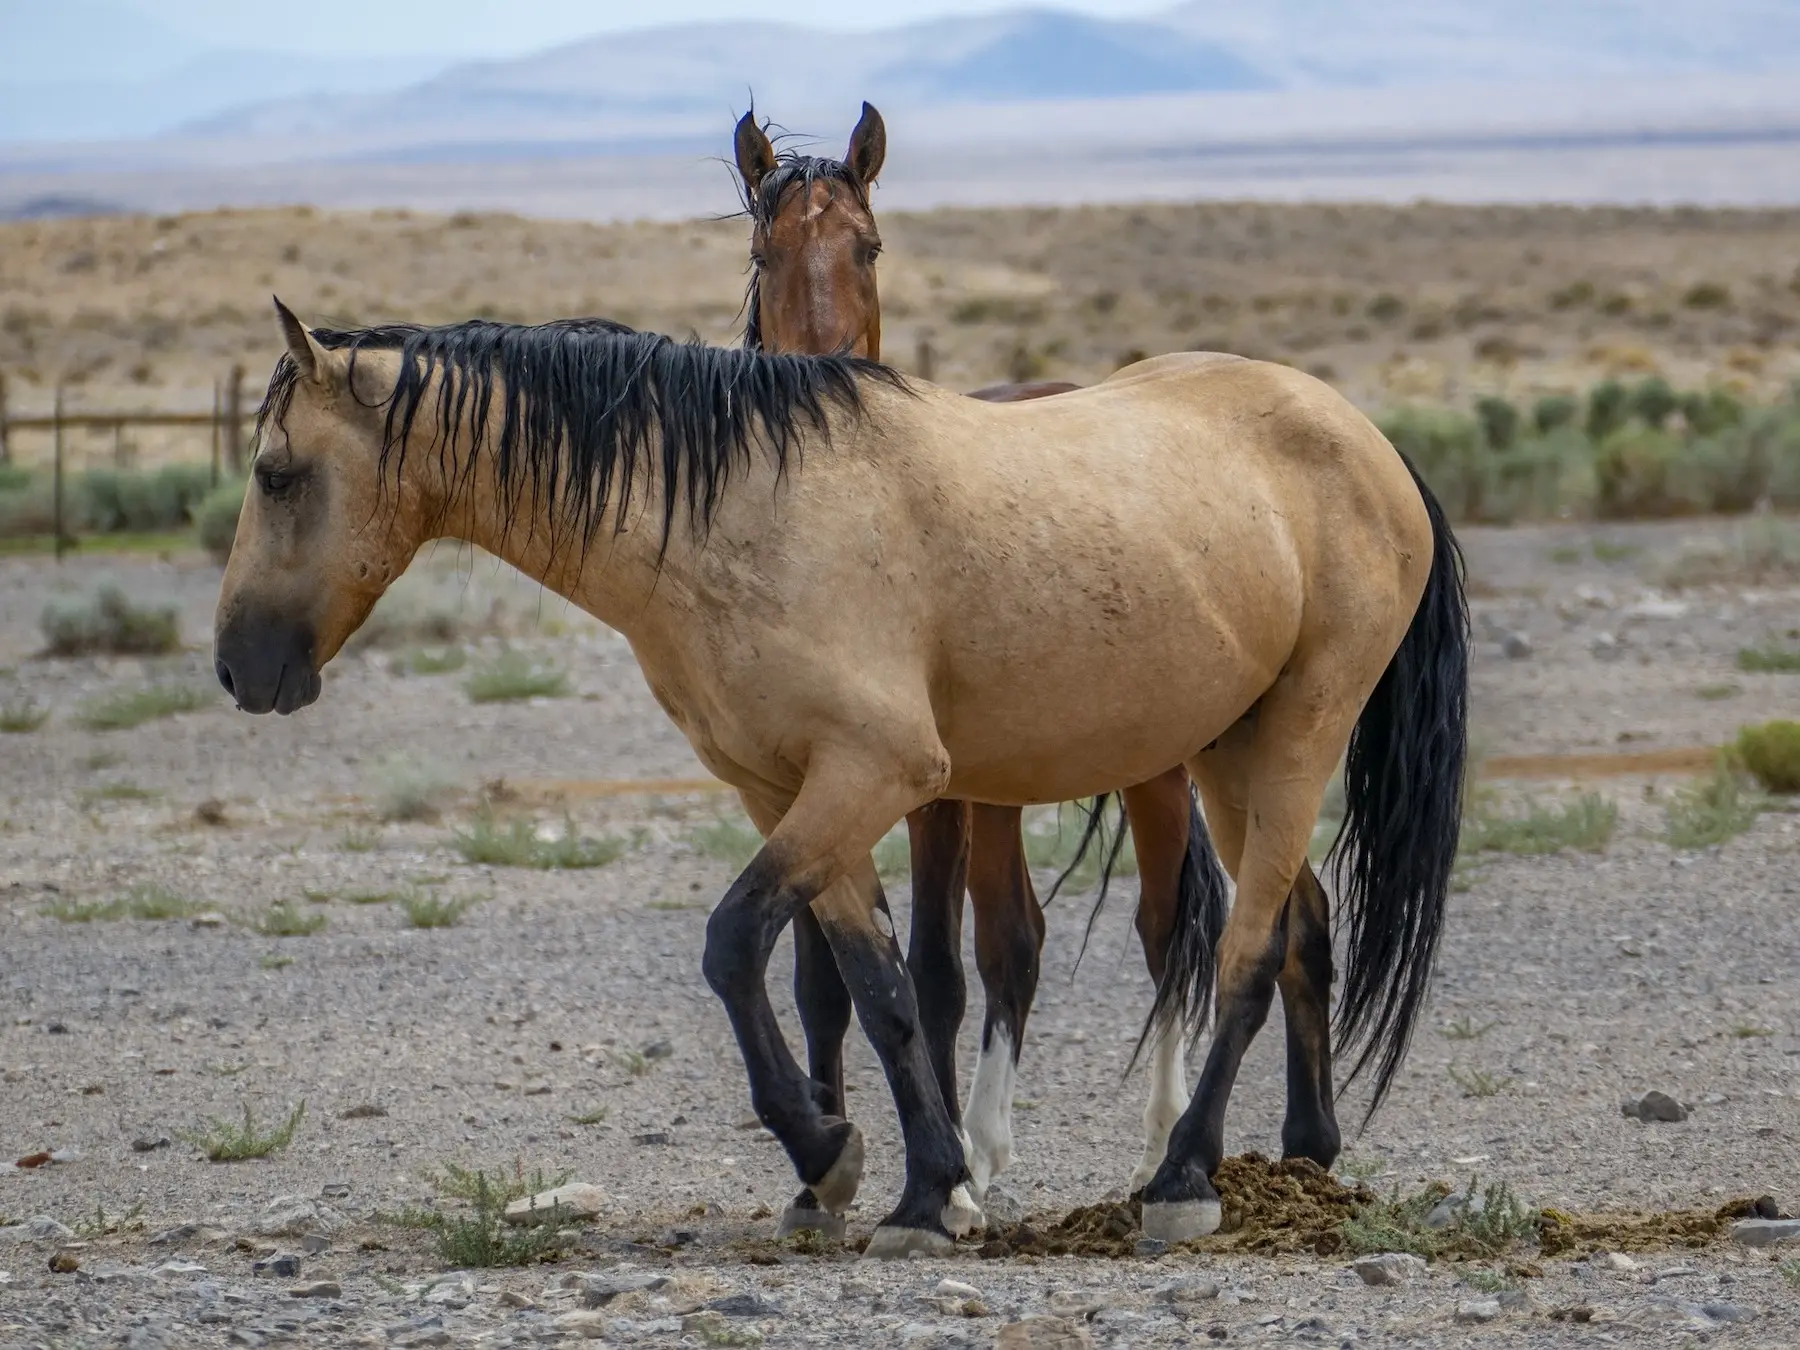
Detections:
[256, 316, 899, 562]
[738, 148, 869, 352]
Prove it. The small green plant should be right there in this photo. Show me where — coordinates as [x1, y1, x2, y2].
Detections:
[1732, 1023, 1774, 1039]
[194, 480, 244, 562]
[872, 826, 911, 881]
[251, 900, 327, 937]
[691, 816, 764, 870]
[403, 645, 467, 675]
[372, 752, 455, 822]
[1664, 758, 1763, 849]
[388, 1169, 567, 1268]
[72, 1201, 145, 1238]
[181, 1101, 306, 1161]
[1695, 683, 1742, 701]
[568, 1106, 609, 1126]
[259, 952, 294, 970]
[1733, 720, 1800, 793]
[1461, 1269, 1514, 1294]
[1549, 546, 1582, 564]
[76, 683, 212, 731]
[344, 887, 400, 904]
[424, 1160, 571, 1206]
[41, 584, 180, 656]
[1336, 1156, 1386, 1183]
[1590, 539, 1640, 563]
[1462, 791, 1617, 855]
[1340, 1178, 1537, 1260]
[77, 782, 159, 805]
[611, 1047, 651, 1078]
[465, 649, 569, 702]
[1449, 1065, 1513, 1098]
[339, 826, 381, 853]
[0, 698, 49, 732]
[399, 889, 474, 929]
[1780, 1257, 1800, 1289]
[1737, 643, 1800, 673]
[1442, 1015, 1497, 1041]
[42, 883, 200, 923]
[451, 811, 625, 869]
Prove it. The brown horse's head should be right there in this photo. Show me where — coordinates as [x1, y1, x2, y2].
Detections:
[213, 299, 423, 715]
[735, 102, 886, 359]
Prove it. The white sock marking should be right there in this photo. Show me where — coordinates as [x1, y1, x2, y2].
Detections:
[1129, 1020, 1189, 1192]
[962, 1023, 1016, 1199]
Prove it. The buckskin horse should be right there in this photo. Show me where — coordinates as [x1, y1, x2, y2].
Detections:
[216, 298, 1467, 1254]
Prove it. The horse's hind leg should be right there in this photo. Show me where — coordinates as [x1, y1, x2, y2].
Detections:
[779, 906, 855, 1237]
[904, 800, 972, 1153]
[1119, 767, 1196, 1193]
[963, 803, 1045, 1200]
[1142, 690, 1351, 1242]
[1277, 864, 1340, 1168]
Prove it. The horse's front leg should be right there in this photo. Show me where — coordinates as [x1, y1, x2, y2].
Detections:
[704, 757, 969, 1258]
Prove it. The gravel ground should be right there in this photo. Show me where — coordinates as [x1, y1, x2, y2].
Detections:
[2, 518, 1798, 1348]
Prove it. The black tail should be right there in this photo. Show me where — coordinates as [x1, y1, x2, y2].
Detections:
[1328, 456, 1470, 1119]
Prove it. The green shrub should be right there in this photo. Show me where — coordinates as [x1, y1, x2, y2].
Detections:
[465, 649, 568, 702]
[1474, 396, 1520, 451]
[1585, 379, 1631, 441]
[76, 682, 211, 730]
[1628, 376, 1680, 429]
[195, 480, 244, 563]
[1462, 791, 1617, 856]
[41, 585, 180, 656]
[1532, 393, 1579, 435]
[1682, 388, 1743, 435]
[451, 812, 625, 869]
[1664, 758, 1763, 849]
[79, 464, 215, 533]
[1734, 721, 1800, 793]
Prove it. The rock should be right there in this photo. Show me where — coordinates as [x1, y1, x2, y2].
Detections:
[1622, 1091, 1689, 1123]
[1622, 598, 1689, 621]
[132, 1134, 171, 1152]
[1455, 1299, 1502, 1324]
[253, 1253, 301, 1278]
[633, 1131, 671, 1146]
[576, 1271, 668, 1307]
[1590, 631, 1622, 660]
[1352, 1253, 1428, 1286]
[1498, 1289, 1533, 1311]
[2, 1216, 76, 1243]
[149, 1223, 218, 1245]
[523, 1080, 552, 1096]
[289, 1280, 342, 1299]
[1500, 631, 1533, 659]
[1595, 1251, 1637, 1271]
[190, 912, 227, 929]
[253, 1195, 345, 1237]
[503, 1181, 607, 1226]
[300, 1234, 331, 1255]
[1701, 1302, 1755, 1323]
[151, 1261, 207, 1278]
[195, 799, 228, 826]
[424, 1273, 474, 1306]
[499, 1290, 536, 1309]
[1730, 1218, 1800, 1247]
[934, 1279, 983, 1300]
[1047, 1290, 1106, 1318]
[1153, 1277, 1221, 1303]
[642, 1039, 674, 1060]
[1427, 1193, 1484, 1229]
[706, 1291, 783, 1317]
[682, 1311, 762, 1344]
[983, 1184, 1025, 1226]
[997, 1317, 1094, 1350]
[49, 1248, 81, 1273]
[552, 1311, 611, 1339]
[1134, 1238, 1168, 1257]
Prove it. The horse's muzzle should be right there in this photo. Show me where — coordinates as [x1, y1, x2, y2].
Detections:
[214, 617, 320, 716]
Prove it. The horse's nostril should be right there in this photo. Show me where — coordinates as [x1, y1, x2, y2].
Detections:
[215, 659, 235, 698]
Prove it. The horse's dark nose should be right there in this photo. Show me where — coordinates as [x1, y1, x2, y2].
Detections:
[215, 658, 236, 700]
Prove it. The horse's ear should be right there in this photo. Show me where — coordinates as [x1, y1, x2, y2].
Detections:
[734, 111, 777, 198]
[272, 296, 333, 384]
[846, 101, 885, 187]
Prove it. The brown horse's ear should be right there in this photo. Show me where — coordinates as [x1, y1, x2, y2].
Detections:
[272, 295, 333, 384]
[734, 111, 777, 198]
[846, 101, 885, 187]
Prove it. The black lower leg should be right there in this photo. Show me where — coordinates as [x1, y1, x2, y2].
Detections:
[703, 857, 856, 1194]
[823, 915, 969, 1235]
[905, 800, 970, 1127]
[793, 905, 852, 1117]
[1144, 921, 1287, 1209]
[1278, 866, 1341, 1168]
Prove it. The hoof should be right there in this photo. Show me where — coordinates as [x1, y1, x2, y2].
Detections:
[808, 1123, 865, 1214]
[942, 1183, 983, 1238]
[862, 1225, 954, 1260]
[1140, 1197, 1222, 1243]
[777, 1205, 846, 1240]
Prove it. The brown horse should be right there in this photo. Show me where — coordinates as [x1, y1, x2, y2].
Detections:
[217, 303, 1466, 1255]
[731, 104, 1354, 1224]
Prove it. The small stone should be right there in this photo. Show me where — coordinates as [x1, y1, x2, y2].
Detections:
[12, 1216, 76, 1242]
[499, 1291, 536, 1309]
[1500, 631, 1533, 659]
[997, 1317, 1095, 1350]
[633, 1131, 671, 1146]
[49, 1248, 81, 1273]
[1730, 1218, 1800, 1247]
[934, 1279, 983, 1300]
[1352, 1253, 1428, 1286]
[290, 1280, 342, 1299]
[321, 1181, 353, 1198]
[195, 799, 228, 826]
[1623, 1091, 1689, 1123]
[190, 912, 227, 929]
[152, 1260, 207, 1278]
[132, 1135, 172, 1153]
[1591, 631, 1622, 659]
[1153, 1276, 1221, 1303]
[254, 1195, 345, 1237]
[706, 1291, 783, 1317]
[1595, 1251, 1637, 1271]
[300, 1234, 331, 1255]
[682, 1311, 760, 1343]
[552, 1311, 610, 1339]
[1134, 1238, 1168, 1257]
[983, 1184, 1025, 1226]
[253, 1253, 301, 1278]
[339, 1104, 385, 1119]
[576, 1271, 668, 1306]
[1047, 1289, 1106, 1318]
[504, 1182, 607, 1226]
[523, 1081, 552, 1096]
[641, 1039, 674, 1060]
[1497, 1289, 1532, 1310]
[424, 1274, 474, 1306]
[1455, 1299, 1501, 1323]
[1701, 1301, 1755, 1323]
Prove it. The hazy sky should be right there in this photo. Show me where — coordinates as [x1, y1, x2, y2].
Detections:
[136, 0, 1174, 59]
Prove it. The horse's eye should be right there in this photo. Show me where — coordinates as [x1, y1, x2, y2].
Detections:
[860, 242, 883, 266]
[258, 468, 295, 495]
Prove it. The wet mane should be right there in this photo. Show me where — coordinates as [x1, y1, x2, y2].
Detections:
[256, 316, 899, 562]
[738, 148, 869, 352]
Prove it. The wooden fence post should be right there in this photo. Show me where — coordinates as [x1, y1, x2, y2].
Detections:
[0, 370, 10, 465]
[225, 364, 245, 472]
[915, 332, 935, 383]
[52, 386, 66, 562]
[210, 380, 222, 488]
